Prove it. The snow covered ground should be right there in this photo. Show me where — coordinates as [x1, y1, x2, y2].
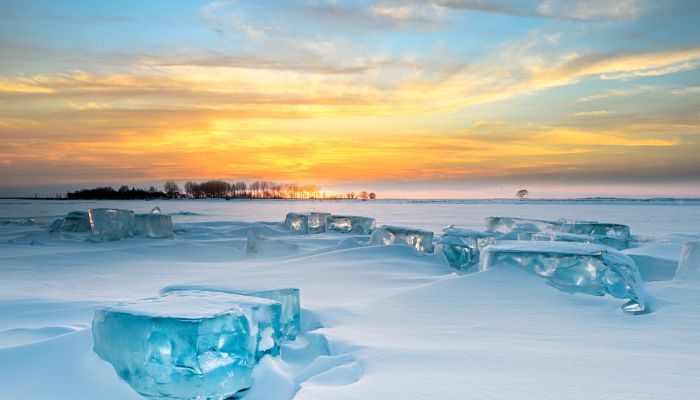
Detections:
[1, 199, 699, 399]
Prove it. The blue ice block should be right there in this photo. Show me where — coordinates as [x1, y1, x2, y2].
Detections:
[62, 211, 91, 232]
[307, 212, 331, 234]
[134, 213, 173, 238]
[283, 212, 331, 234]
[92, 291, 282, 400]
[161, 285, 300, 340]
[88, 208, 135, 241]
[437, 227, 496, 271]
[480, 241, 647, 314]
[485, 217, 563, 236]
[369, 225, 434, 253]
[560, 222, 630, 249]
[325, 215, 376, 234]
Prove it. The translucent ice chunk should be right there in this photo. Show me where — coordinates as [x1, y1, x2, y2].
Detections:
[308, 212, 330, 234]
[48, 218, 63, 233]
[244, 231, 299, 257]
[92, 291, 283, 400]
[284, 213, 309, 233]
[485, 217, 562, 235]
[88, 208, 135, 241]
[134, 213, 173, 238]
[532, 232, 628, 250]
[674, 240, 700, 281]
[62, 211, 91, 232]
[161, 285, 300, 340]
[283, 212, 331, 234]
[480, 241, 647, 314]
[325, 215, 376, 234]
[560, 222, 630, 249]
[369, 225, 434, 253]
[437, 227, 496, 271]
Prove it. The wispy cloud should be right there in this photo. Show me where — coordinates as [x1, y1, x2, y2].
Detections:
[672, 86, 700, 95]
[573, 110, 610, 118]
[538, 0, 641, 21]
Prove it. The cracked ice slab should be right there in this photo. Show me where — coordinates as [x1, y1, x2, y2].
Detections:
[325, 215, 376, 234]
[437, 227, 496, 271]
[134, 213, 173, 238]
[480, 241, 647, 314]
[161, 284, 300, 341]
[92, 290, 283, 400]
[369, 225, 434, 253]
[88, 208, 135, 241]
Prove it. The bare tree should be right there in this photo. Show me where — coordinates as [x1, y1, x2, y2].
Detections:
[516, 189, 529, 199]
[184, 181, 200, 198]
[369, 192, 376, 200]
[164, 181, 180, 198]
[359, 191, 369, 200]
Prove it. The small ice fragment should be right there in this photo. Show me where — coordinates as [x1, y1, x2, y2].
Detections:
[161, 285, 301, 341]
[437, 227, 495, 271]
[150, 207, 162, 214]
[674, 240, 700, 281]
[134, 213, 173, 238]
[325, 215, 376, 234]
[92, 291, 283, 400]
[485, 217, 563, 235]
[480, 241, 647, 314]
[369, 225, 434, 253]
[88, 208, 135, 241]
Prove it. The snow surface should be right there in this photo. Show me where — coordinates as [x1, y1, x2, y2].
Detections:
[1, 198, 700, 399]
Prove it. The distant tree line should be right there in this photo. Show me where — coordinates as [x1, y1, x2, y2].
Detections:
[66, 185, 166, 200]
[65, 180, 377, 200]
[181, 180, 376, 200]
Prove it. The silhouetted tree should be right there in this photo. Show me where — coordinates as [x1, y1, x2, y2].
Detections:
[184, 181, 201, 198]
[516, 189, 529, 199]
[369, 192, 376, 200]
[164, 181, 180, 198]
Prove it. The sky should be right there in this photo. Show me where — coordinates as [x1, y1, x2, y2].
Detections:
[1, 0, 699, 198]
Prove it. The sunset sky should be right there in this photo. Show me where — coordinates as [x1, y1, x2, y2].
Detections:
[1, 0, 699, 198]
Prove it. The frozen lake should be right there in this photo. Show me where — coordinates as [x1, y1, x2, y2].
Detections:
[1, 199, 699, 399]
